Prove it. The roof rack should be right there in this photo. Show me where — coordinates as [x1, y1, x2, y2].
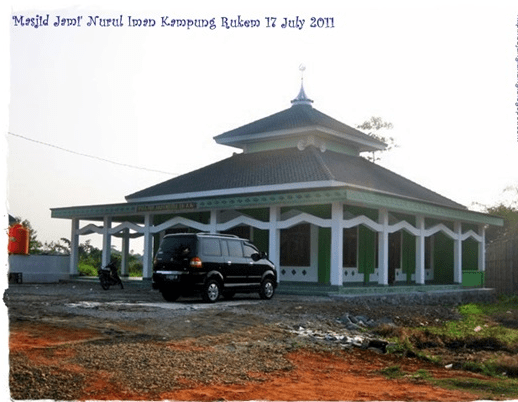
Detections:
[197, 232, 240, 239]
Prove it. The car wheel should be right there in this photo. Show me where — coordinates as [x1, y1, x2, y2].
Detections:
[259, 278, 275, 300]
[160, 288, 180, 302]
[202, 279, 221, 303]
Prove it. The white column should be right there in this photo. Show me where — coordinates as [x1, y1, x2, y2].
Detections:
[269, 206, 280, 281]
[121, 228, 130, 277]
[209, 210, 218, 233]
[330, 202, 343, 286]
[142, 214, 154, 279]
[415, 215, 425, 285]
[454, 221, 463, 284]
[378, 208, 389, 286]
[69, 218, 79, 276]
[101, 216, 112, 268]
[478, 225, 486, 272]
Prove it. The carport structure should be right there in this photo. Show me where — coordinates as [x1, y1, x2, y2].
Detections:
[51, 83, 503, 290]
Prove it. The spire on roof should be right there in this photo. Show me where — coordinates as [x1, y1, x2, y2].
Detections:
[291, 64, 313, 106]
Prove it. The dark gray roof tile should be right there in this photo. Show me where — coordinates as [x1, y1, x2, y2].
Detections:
[214, 104, 385, 148]
[126, 146, 465, 210]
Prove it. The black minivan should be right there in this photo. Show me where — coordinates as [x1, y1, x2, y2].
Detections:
[152, 233, 277, 303]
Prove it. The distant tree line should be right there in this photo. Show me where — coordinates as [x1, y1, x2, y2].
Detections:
[477, 186, 518, 243]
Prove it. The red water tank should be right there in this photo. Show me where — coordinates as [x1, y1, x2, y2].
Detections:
[8, 224, 30, 255]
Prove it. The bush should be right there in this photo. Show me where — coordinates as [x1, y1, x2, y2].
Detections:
[129, 261, 143, 277]
[77, 262, 98, 277]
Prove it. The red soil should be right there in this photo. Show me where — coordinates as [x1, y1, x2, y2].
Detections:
[9, 322, 485, 401]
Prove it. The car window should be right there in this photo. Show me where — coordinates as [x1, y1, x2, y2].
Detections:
[227, 240, 243, 257]
[202, 239, 221, 256]
[158, 236, 196, 258]
[243, 244, 258, 258]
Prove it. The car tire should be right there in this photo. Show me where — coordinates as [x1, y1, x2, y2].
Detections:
[202, 278, 221, 303]
[259, 278, 275, 300]
[160, 288, 180, 302]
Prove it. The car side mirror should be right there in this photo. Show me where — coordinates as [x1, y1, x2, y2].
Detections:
[251, 252, 266, 261]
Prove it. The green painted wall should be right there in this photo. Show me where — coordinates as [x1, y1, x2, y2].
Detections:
[281, 204, 331, 219]
[318, 227, 331, 283]
[433, 232, 454, 284]
[358, 225, 376, 283]
[344, 205, 378, 220]
[240, 208, 269, 222]
[253, 229, 269, 256]
[462, 239, 479, 271]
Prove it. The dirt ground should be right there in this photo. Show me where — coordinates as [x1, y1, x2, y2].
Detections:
[3, 280, 507, 400]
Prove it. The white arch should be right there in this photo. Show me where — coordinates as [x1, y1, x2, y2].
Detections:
[343, 215, 383, 232]
[77, 223, 103, 235]
[277, 212, 332, 230]
[424, 223, 456, 239]
[109, 221, 144, 235]
[388, 220, 420, 235]
[460, 230, 483, 242]
[217, 215, 271, 231]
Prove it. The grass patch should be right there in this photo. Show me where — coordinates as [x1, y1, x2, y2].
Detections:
[379, 365, 404, 379]
[378, 365, 518, 399]
[379, 298, 518, 381]
[433, 376, 518, 400]
[419, 301, 518, 349]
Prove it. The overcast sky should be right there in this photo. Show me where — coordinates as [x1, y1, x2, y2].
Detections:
[5, 0, 518, 252]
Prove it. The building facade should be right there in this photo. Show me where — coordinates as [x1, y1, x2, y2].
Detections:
[51, 84, 503, 288]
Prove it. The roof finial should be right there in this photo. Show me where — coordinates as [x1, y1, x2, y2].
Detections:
[291, 64, 313, 106]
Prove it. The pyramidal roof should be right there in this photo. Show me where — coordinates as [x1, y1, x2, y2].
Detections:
[125, 79, 465, 211]
[214, 81, 386, 154]
[126, 145, 465, 210]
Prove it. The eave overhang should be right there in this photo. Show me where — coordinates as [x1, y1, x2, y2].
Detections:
[51, 184, 504, 228]
[215, 125, 386, 153]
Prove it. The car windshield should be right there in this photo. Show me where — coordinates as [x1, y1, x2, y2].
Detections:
[158, 236, 196, 258]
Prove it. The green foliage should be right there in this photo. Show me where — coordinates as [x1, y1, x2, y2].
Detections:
[426, 302, 518, 345]
[379, 366, 431, 381]
[128, 260, 143, 277]
[356, 116, 396, 163]
[458, 303, 483, 317]
[41, 238, 70, 255]
[379, 365, 403, 379]
[433, 376, 518, 400]
[479, 185, 518, 242]
[413, 369, 432, 380]
[77, 262, 98, 277]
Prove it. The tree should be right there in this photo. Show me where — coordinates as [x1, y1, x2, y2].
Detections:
[356, 116, 396, 163]
[475, 186, 518, 243]
[41, 238, 70, 255]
